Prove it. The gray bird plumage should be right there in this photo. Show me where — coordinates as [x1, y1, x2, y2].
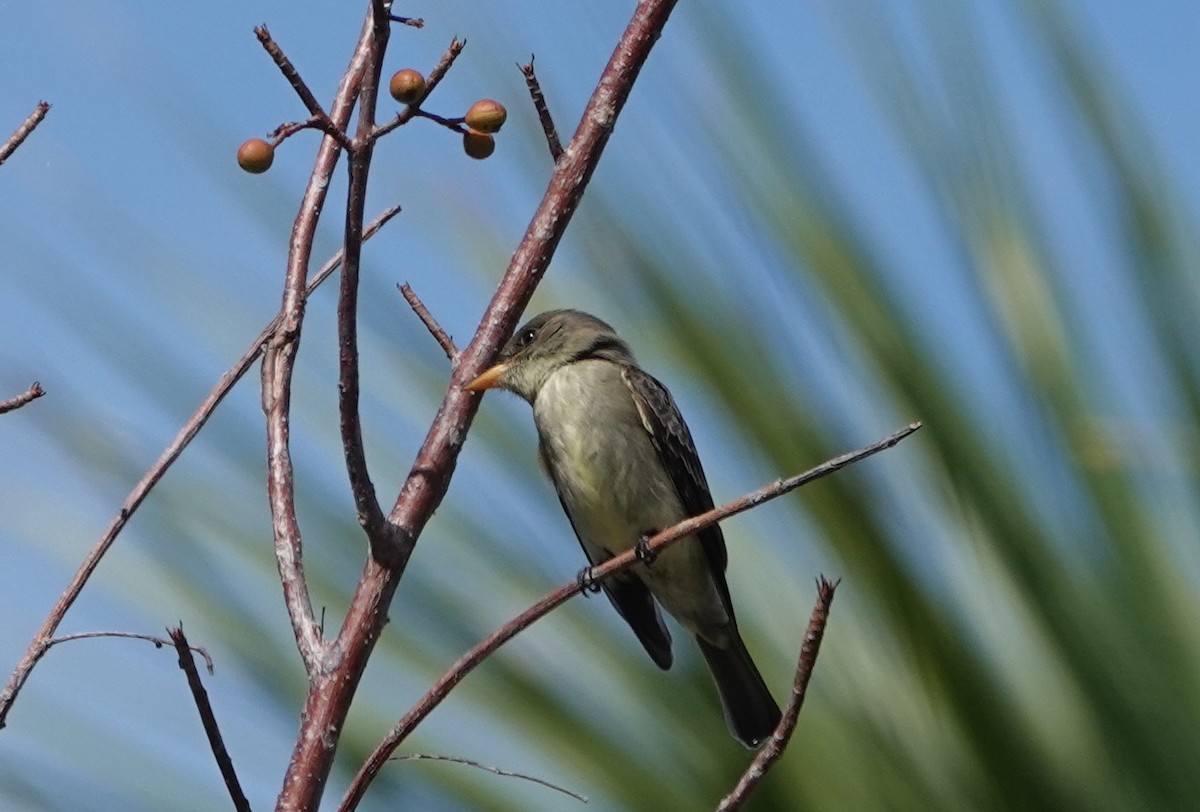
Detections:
[467, 309, 781, 747]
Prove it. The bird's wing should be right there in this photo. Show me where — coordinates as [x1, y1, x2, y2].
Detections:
[621, 365, 732, 601]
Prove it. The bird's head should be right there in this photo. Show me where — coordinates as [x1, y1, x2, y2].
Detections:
[463, 309, 633, 402]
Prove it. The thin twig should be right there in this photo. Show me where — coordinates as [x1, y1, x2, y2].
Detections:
[0, 204, 399, 730]
[398, 283, 457, 360]
[0, 382, 45, 414]
[341, 423, 921, 809]
[718, 577, 840, 810]
[0, 101, 50, 166]
[388, 15, 424, 28]
[411, 108, 467, 133]
[44, 630, 215, 673]
[269, 116, 351, 147]
[372, 38, 466, 140]
[169, 627, 251, 812]
[519, 58, 562, 161]
[391, 753, 587, 804]
[254, 25, 352, 151]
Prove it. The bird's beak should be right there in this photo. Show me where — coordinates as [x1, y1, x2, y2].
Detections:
[463, 361, 510, 392]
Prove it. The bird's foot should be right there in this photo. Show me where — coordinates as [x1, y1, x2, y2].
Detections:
[635, 533, 658, 566]
[576, 566, 601, 594]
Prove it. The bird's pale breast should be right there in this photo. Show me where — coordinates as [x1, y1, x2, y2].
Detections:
[533, 360, 730, 634]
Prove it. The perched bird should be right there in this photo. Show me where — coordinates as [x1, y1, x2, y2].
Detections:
[465, 309, 781, 747]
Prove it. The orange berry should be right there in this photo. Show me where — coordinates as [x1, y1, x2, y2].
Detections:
[462, 128, 496, 160]
[237, 138, 274, 174]
[464, 99, 507, 133]
[389, 69, 426, 104]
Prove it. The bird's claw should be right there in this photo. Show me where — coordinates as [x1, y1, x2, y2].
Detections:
[576, 566, 601, 594]
[635, 534, 658, 566]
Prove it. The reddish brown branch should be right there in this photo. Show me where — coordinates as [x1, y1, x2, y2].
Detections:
[169, 627, 250, 812]
[337, 0, 393, 556]
[341, 423, 919, 809]
[0, 101, 50, 166]
[269, 115, 351, 148]
[0, 204, 399, 730]
[254, 25, 352, 150]
[271, 6, 401, 809]
[0, 381, 44, 414]
[398, 283, 457, 360]
[718, 577, 840, 810]
[261, 12, 384, 689]
[520, 58, 562, 161]
[372, 38, 466, 140]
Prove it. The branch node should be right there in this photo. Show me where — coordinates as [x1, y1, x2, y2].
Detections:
[270, 117, 354, 152]
[256, 24, 349, 148]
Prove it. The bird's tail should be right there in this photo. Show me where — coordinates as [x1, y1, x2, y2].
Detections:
[696, 631, 781, 748]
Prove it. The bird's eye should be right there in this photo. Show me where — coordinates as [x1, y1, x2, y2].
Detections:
[517, 328, 536, 348]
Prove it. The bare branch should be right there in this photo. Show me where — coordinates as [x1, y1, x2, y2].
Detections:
[268, 116, 352, 148]
[398, 283, 457, 360]
[372, 38, 466, 140]
[337, 0, 394, 557]
[391, 753, 587, 804]
[341, 423, 920, 809]
[254, 25, 352, 151]
[718, 577, 840, 810]
[273, 5, 402, 807]
[43, 630, 215, 673]
[0, 204, 400, 730]
[519, 58, 563, 161]
[169, 627, 251, 812]
[0, 381, 45, 414]
[260, 12, 382, 680]
[0, 101, 50, 166]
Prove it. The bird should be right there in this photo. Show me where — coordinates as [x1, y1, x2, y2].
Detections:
[465, 309, 781, 747]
